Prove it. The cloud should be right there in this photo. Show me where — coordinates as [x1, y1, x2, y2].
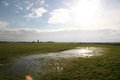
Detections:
[109, 37, 120, 39]
[0, 20, 9, 28]
[98, 9, 120, 29]
[26, 3, 33, 10]
[13, 0, 47, 19]
[48, 8, 70, 24]
[48, 0, 120, 30]
[0, 26, 120, 42]
[48, 0, 101, 24]
[25, 7, 47, 19]
[3, 1, 9, 6]
[40, 0, 45, 4]
[34, 7, 47, 17]
[0, 0, 120, 42]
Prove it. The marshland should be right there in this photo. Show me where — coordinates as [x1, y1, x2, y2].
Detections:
[0, 42, 120, 80]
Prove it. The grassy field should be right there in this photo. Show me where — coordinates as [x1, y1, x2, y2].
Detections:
[0, 43, 120, 80]
[0, 42, 79, 63]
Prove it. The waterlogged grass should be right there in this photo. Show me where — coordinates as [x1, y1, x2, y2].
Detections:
[0, 43, 79, 63]
[39, 45, 120, 80]
[0, 43, 120, 80]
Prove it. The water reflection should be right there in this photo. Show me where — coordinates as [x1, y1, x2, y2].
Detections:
[23, 47, 103, 59]
[12, 47, 104, 77]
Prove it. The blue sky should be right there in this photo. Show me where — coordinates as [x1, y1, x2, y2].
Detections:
[0, 0, 120, 42]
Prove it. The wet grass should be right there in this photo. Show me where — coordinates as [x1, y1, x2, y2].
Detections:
[39, 45, 120, 80]
[0, 43, 79, 63]
[0, 43, 120, 80]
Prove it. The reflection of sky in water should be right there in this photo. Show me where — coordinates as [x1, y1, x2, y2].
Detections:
[12, 47, 104, 77]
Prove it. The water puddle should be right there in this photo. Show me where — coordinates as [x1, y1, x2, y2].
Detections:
[24, 47, 103, 59]
[11, 47, 105, 77]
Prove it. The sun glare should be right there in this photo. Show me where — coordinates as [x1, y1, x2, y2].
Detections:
[70, 0, 102, 29]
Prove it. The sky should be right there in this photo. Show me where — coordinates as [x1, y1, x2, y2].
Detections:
[0, 0, 120, 42]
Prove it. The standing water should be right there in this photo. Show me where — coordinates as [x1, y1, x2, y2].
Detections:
[11, 47, 105, 78]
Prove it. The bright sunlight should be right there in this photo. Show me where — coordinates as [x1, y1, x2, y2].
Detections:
[70, 0, 102, 29]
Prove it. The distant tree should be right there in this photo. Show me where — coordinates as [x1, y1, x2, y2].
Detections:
[47, 41, 54, 43]
[32, 41, 35, 43]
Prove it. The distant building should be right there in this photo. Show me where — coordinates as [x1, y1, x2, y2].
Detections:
[37, 40, 39, 43]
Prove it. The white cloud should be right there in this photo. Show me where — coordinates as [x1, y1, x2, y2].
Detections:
[40, 0, 45, 4]
[0, 20, 9, 28]
[34, 7, 47, 17]
[0, 27, 120, 42]
[26, 3, 33, 10]
[48, 0, 120, 30]
[25, 7, 47, 19]
[3, 1, 9, 6]
[0, 20, 119, 42]
[48, 8, 70, 24]
[48, 0, 101, 25]
[98, 9, 120, 29]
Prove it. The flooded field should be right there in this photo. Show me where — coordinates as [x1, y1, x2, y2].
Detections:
[0, 43, 120, 80]
[12, 47, 105, 77]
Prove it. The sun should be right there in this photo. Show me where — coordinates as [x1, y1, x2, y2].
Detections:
[70, 0, 102, 30]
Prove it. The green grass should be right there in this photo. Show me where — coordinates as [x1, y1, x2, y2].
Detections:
[0, 43, 120, 80]
[38, 44, 120, 80]
[0, 43, 79, 63]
